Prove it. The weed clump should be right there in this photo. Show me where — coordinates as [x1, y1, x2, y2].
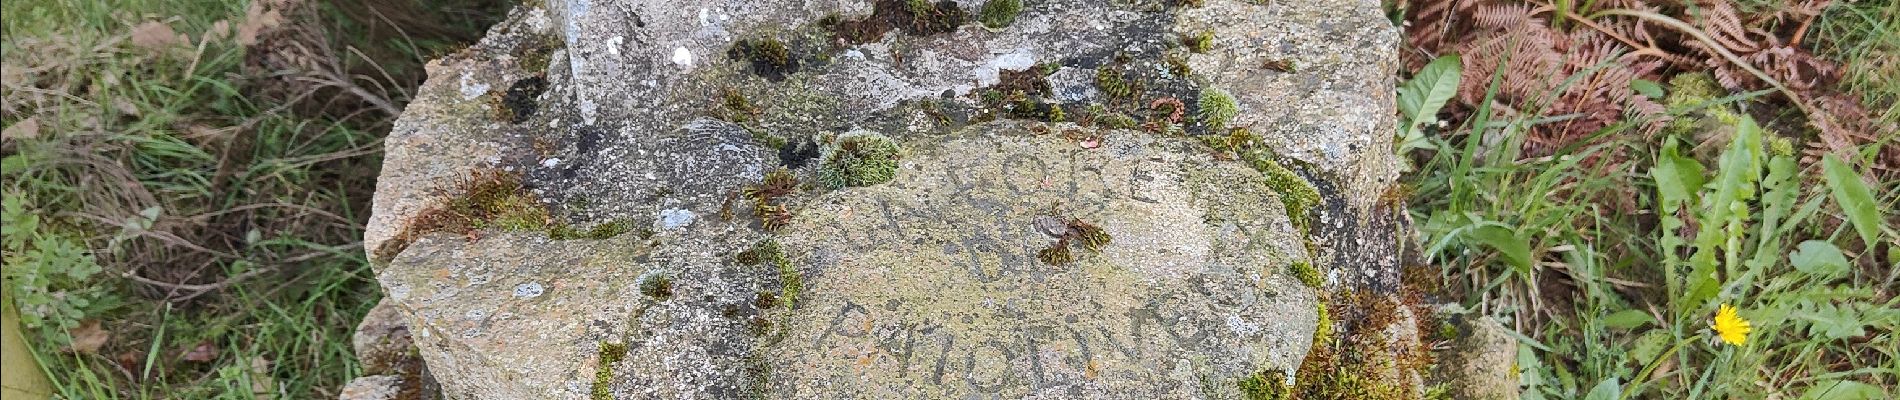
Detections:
[637, 270, 674, 300]
[979, 0, 1023, 29]
[816, 132, 902, 188]
[1198, 87, 1238, 131]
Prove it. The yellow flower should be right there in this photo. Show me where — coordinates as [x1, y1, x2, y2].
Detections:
[1711, 304, 1751, 346]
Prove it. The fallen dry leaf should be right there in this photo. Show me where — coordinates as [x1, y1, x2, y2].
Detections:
[130, 21, 186, 51]
[249, 357, 276, 395]
[205, 20, 232, 43]
[113, 98, 140, 117]
[66, 319, 111, 354]
[2, 116, 40, 140]
[115, 350, 147, 381]
[182, 341, 219, 362]
[236, 3, 284, 46]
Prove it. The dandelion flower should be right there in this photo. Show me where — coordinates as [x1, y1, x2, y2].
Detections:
[1711, 304, 1751, 346]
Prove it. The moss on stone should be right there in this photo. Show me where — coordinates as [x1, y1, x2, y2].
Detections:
[1037, 242, 1076, 266]
[1237, 369, 1290, 400]
[591, 341, 628, 400]
[742, 168, 799, 230]
[1186, 30, 1215, 53]
[1294, 292, 1430, 400]
[1198, 87, 1238, 131]
[979, 0, 1023, 29]
[1290, 260, 1322, 289]
[515, 34, 563, 75]
[1244, 154, 1319, 233]
[816, 132, 902, 188]
[548, 218, 636, 240]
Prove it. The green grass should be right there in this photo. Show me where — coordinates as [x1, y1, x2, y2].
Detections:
[1400, 22, 1899, 399]
[1811, 0, 1900, 125]
[2, 0, 497, 398]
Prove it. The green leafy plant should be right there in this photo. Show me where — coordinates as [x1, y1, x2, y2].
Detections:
[2, 193, 117, 344]
[1396, 54, 1459, 157]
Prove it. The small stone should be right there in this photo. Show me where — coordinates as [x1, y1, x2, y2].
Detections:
[671, 47, 693, 67]
[512, 282, 545, 298]
[660, 208, 696, 229]
[1033, 216, 1069, 237]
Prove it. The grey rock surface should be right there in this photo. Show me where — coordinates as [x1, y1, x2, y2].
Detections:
[361, 0, 1403, 398]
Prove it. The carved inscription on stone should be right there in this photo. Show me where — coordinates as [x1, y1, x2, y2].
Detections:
[771, 131, 1317, 398]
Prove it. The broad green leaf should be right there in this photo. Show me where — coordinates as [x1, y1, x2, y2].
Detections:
[1789, 240, 1850, 278]
[1398, 55, 1462, 140]
[1628, 329, 1671, 366]
[1822, 155, 1884, 245]
[1468, 224, 1532, 275]
[1602, 309, 1654, 329]
[1651, 140, 1705, 211]
[1630, 79, 1664, 98]
[1797, 380, 1887, 400]
[1802, 302, 1869, 340]
[1584, 377, 1621, 400]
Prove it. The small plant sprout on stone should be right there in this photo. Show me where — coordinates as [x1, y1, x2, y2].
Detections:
[816, 132, 902, 188]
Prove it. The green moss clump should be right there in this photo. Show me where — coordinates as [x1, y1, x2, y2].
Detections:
[591, 341, 628, 400]
[979, 0, 1023, 29]
[1244, 154, 1319, 233]
[548, 219, 635, 240]
[734, 239, 786, 266]
[1661, 72, 1741, 136]
[638, 270, 674, 300]
[777, 254, 802, 310]
[1198, 87, 1239, 131]
[1290, 260, 1322, 289]
[1046, 103, 1067, 122]
[816, 132, 902, 188]
[732, 37, 792, 67]
[1237, 369, 1290, 400]
[1187, 30, 1215, 53]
